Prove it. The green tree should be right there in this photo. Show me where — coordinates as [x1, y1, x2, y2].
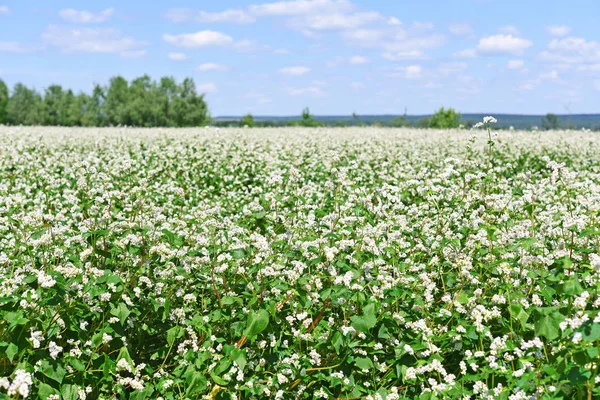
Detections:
[241, 113, 255, 127]
[0, 79, 8, 124]
[7, 83, 43, 125]
[542, 113, 560, 130]
[60, 89, 81, 126]
[81, 85, 105, 126]
[298, 107, 320, 127]
[105, 76, 130, 126]
[42, 84, 64, 125]
[389, 116, 409, 127]
[428, 107, 461, 129]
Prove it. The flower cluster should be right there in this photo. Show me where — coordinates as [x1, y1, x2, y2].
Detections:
[0, 124, 599, 398]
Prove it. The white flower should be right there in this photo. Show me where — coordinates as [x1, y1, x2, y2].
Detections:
[483, 116, 497, 124]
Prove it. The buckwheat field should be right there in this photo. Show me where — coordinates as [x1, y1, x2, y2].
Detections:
[2, 122, 600, 400]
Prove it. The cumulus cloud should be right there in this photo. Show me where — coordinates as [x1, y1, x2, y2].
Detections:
[197, 63, 229, 72]
[59, 8, 114, 24]
[546, 25, 571, 37]
[539, 37, 600, 64]
[476, 34, 532, 55]
[42, 25, 146, 56]
[507, 59, 524, 69]
[279, 66, 311, 76]
[163, 30, 233, 48]
[168, 52, 188, 61]
[382, 50, 426, 61]
[349, 55, 369, 64]
[0, 5, 10, 15]
[0, 42, 29, 52]
[388, 65, 422, 79]
[448, 23, 472, 36]
[165, 8, 255, 24]
[298, 11, 382, 30]
[249, 0, 352, 17]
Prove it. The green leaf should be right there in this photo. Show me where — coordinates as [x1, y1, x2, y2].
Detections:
[331, 331, 343, 354]
[244, 309, 270, 337]
[508, 304, 530, 326]
[221, 296, 241, 306]
[231, 348, 247, 370]
[561, 278, 583, 296]
[230, 248, 246, 260]
[582, 323, 600, 342]
[5, 343, 18, 363]
[210, 371, 228, 386]
[60, 384, 79, 400]
[110, 302, 131, 324]
[166, 326, 184, 347]
[534, 310, 565, 340]
[40, 360, 66, 384]
[351, 303, 377, 333]
[354, 357, 373, 370]
[185, 371, 207, 396]
[38, 383, 59, 399]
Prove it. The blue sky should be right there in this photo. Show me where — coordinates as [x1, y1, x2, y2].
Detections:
[1, 0, 599, 116]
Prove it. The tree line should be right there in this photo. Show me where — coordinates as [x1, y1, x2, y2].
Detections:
[0, 75, 210, 127]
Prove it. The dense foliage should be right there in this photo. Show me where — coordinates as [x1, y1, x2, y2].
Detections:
[1, 124, 600, 399]
[0, 76, 210, 127]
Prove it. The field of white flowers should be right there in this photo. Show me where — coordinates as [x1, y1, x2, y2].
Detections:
[1, 124, 600, 399]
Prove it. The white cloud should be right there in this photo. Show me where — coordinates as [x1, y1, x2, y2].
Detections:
[448, 23, 472, 36]
[197, 9, 255, 23]
[382, 50, 426, 60]
[388, 17, 401, 26]
[197, 63, 229, 72]
[244, 92, 273, 104]
[0, 41, 28, 52]
[288, 86, 325, 96]
[349, 55, 369, 64]
[453, 48, 478, 59]
[539, 70, 560, 80]
[476, 34, 532, 55]
[59, 8, 114, 24]
[0, 5, 10, 15]
[42, 25, 146, 56]
[279, 66, 311, 76]
[412, 22, 434, 31]
[539, 37, 600, 64]
[233, 39, 270, 52]
[165, 8, 255, 24]
[273, 48, 290, 55]
[249, 0, 352, 17]
[163, 30, 233, 48]
[168, 52, 188, 61]
[197, 82, 217, 94]
[546, 25, 571, 37]
[341, 28, 384, 44]
[299, 11, 382, 30]
[507, 59, 524, 69]
[498, 25, 520, 35]
[389, 65, 422, 79]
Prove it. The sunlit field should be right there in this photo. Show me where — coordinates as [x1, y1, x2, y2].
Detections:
[1, 125, 600, 399]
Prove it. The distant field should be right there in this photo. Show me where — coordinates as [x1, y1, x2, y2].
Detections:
[215, 114, 600, 129]
[1, 126, 600, 399]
